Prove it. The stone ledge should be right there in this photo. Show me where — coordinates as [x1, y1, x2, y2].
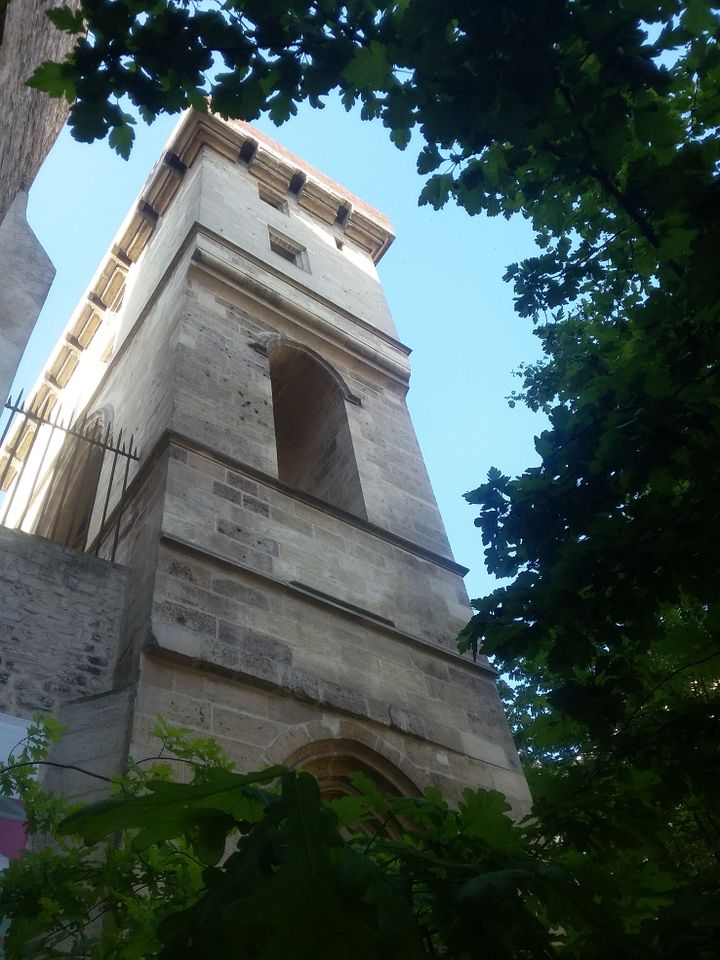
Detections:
[157, 531, 494, 677]
[143, 643, 510, 772]
[98, 426, 471, 584]
[165, 432, 470, 577]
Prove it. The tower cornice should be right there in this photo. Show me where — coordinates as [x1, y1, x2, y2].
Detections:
[12, 110, 397, 454]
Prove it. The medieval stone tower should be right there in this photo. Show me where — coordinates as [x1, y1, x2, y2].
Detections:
[0, 111, 530, 814]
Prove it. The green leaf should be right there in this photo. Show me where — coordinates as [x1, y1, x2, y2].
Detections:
[108, 121, 135, 160]
[194, 818, 231, 866]
[417, 143, 443, 175]
[390, 126, 411, 150]
[59, 766, 284, 844]
[682, 0, 720, 33]
[46, 5, 85, 33]
[341, 41, 391, 89]
[418, 173, 453, 210]
[327, 794, 371, 829]
[68, 99, 110, 142]
[455, 867, 540, 901]
[26, 60, 76, 100]
[457, 788, 520, 849]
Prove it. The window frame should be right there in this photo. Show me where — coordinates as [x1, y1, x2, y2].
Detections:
[267, 227, 310, 272]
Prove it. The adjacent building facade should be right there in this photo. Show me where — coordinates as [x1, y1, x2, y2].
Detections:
[0, 111, 530, 813]
[0, 0, 82, 402]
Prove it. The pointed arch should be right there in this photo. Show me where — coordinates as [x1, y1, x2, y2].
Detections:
[283, 738, 420, 800]
[34, 406, 113, 550]
[261, 335, 361, 406]
[268, 341, 367, 518]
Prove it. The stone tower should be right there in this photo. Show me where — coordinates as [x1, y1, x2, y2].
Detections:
[1, 111, 530, 814]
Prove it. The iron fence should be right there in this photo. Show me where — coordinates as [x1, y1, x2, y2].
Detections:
[0, 392, 139, 562]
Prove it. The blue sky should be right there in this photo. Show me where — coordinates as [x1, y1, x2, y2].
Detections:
[16, 98, 545, 602]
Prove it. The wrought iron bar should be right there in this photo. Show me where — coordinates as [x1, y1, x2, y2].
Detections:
[1, 396, 139, 558]
[48, 411, 88, 544]
[16, 403, 65, 531]
[0, 395, 27, 493]
[0, 390, 23, 452]
[66, 419, 104, 550]
[111, 433, 135, 563]
[2, 394, 120, 449]
[95, 427, 122, 557]
[0, 397, 52, 526]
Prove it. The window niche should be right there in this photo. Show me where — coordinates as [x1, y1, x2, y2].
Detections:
[33, 410, 109, 550]
[258, 184, 289, 214]
[268, 227, 309, 271]
[283, 738, 418, 838]
[269, 345, 366, 519]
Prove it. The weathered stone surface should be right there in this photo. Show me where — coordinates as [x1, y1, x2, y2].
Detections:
[0, 528, 127, 720]
[143, 536, 530, 810]
[162, 450, 469, 647]
[43, 687, 136, 805]
[0, 192, 56, 401]
[0, 0, 78, 399]
[0, 0, 78, 223]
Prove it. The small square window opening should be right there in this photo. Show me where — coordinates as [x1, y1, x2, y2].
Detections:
[268, 228, 309, 272]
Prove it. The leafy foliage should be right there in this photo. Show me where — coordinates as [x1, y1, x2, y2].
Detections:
[446, 6, 720, 957]
[0, 722, 587, 960]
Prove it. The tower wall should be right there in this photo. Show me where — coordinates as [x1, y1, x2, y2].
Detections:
[2, 112, 531, 814]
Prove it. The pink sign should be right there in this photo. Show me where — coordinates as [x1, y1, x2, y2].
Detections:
[0, 797, 26, 862]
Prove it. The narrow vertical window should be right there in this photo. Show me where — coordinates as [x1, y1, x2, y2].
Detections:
[269, 346, 366, 518]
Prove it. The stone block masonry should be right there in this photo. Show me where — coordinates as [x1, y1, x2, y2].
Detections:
[0, 527, 127, 719]
[43, 688, 136, 806]
[133, 646, 530, 814]
[141, 537, 531, 814]
[161, 442, 471, 648]
[175, 263, 453, 558]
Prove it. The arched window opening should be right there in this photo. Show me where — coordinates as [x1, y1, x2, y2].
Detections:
[269, 345, 366, 518]
[33, 411, 109, 550]
[284, 739, 419, 838]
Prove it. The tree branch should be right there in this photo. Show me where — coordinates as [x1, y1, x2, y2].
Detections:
[1, 759, 112, 783]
